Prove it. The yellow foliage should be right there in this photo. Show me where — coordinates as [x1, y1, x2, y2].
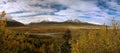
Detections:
[1, 11, 6, 17]
[71, 24, 120, 53]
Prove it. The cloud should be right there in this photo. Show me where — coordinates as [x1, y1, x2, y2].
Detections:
[8, 11, 30, 14]
[0, 0, 120, 25]
[19, 12, 55, 17]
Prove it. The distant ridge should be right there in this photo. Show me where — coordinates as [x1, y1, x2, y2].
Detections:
[29, 19, 99, 26]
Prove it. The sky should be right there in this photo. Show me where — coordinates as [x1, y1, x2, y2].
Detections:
[0, 0, 120, 25]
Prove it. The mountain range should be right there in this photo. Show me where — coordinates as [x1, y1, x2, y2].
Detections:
[29, 19, 99, 26]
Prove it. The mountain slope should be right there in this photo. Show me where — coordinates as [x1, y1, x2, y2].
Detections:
[0, 20, 24, 27]
[6, 20, 24, 27]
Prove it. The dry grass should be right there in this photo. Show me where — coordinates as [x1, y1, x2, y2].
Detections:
[8, 25, 102, 33]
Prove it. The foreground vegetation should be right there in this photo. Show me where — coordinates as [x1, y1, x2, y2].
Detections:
[71, 26, 120, 53]
[0, 19, 120, 53]
[0, 20, 72, 53]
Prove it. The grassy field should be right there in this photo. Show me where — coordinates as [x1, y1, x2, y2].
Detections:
[8, 25, 105, 39]
[8, 25, 102, 33]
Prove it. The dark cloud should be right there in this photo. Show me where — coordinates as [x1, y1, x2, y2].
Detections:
[8, 11, 29, 14]
[50, 3, 68, 12]
[30, 3, 68, 12]
[30, 4, 49, 8]
[97, 0, 115, 11]
[19, 12, 55, 17]
[8, 0, 17, 2]
[79, 16, 91, 18]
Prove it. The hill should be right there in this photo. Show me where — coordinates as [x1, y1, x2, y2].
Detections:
[0, 20, 25, 27]
[6, 20, 24, 27]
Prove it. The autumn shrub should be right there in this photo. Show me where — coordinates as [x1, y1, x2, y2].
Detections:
[0, 19, 62, 53]
[71, 22, 120, 53]
[0, 11, 64, 53]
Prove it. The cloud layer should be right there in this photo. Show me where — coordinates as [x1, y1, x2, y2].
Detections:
[0, 0, 120, 25]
